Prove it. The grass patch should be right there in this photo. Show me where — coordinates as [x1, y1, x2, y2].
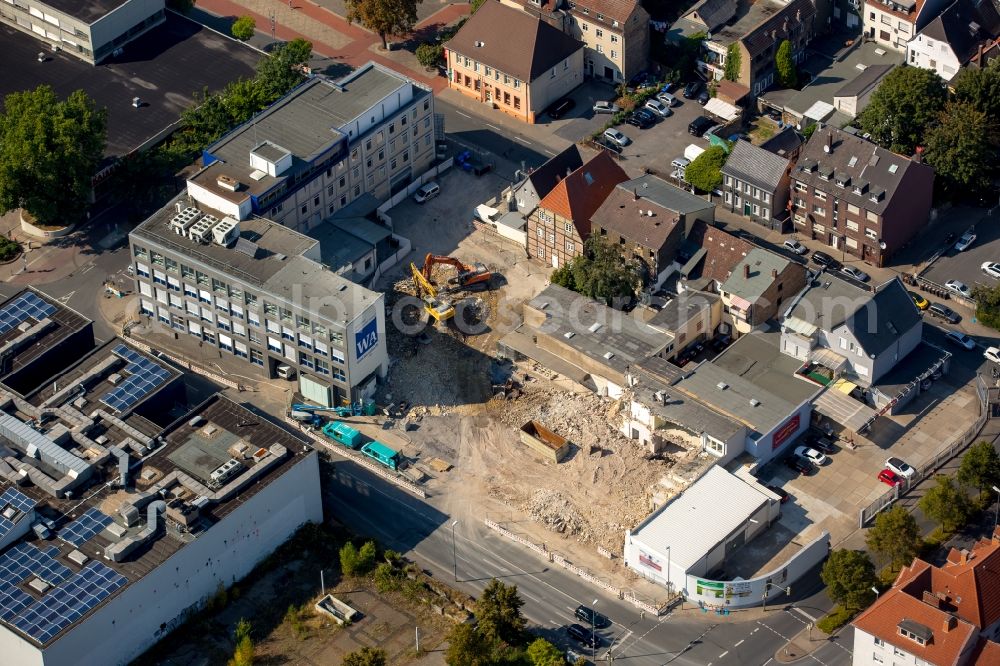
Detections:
[816, 606, 856, 634]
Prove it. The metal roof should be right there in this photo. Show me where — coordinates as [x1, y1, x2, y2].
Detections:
[676, 362, 797, 435]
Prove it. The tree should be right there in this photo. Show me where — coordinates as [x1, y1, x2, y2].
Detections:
[924, 101, 999, 195]
[345, 0, 423, 51]
[724, 43, 741, 82]
[684, 145, 728, 193]
[958, 441, 1000, 498]
[415, 43, 444, 69]
[232, 15, 256, 41]
[775, 40, 797, 88]
[919, 475, 972, 532]
[476, 578, 526, 646]
[0, 86, 107, 226]
[445, 622, 494, 666]
[340, 540, 377, 576]
[821, 549, 877, 612]
[228, 618, 254, 666]
[343, 647, 387, 666]
[865, 506, 921, 570]
[953, 58, 1000, 122]
[550, 235, 641, 304]
[974, 282, 1000, 330]
[857, 66, 946, 155]
[255, 38, 313, 102]
[526, 637, 566, 665]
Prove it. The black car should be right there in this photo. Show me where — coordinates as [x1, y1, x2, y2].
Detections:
[710, 334, 732, 352]
[575, 605, 611, 628]
[547, 97, 576, 119]
[683, 81, 702, 99]
[784, 455, 815, 475]
[766, 485, 791, 503]
[567, 623, 603, 648]
[688, 115, 715, 137]
[928, 302, 961, 324]
[811, 250, 838, 268]
[805, 432, 836, 455]
[626, 109, 656, 129]
[697, 90, 710, 105]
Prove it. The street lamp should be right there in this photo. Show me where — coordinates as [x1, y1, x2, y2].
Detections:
[591, 599, 598, 661]
[451, 520, 459, 582]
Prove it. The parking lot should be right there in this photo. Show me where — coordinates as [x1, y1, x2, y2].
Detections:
[922, 218, 1000, 306]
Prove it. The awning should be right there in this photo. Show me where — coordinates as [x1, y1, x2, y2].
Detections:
[704, 97, 741, 122]
[834, 378, 858, 395]
[813, 385, 877, 432]
[730, 295, 753, 311]
[803, 100, 835, 122]
[811, 347, 848, 372]
[783, 317, 817, 337]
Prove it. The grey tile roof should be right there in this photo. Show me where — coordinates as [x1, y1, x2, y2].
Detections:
[648, 291, 720, 332]
[845, 278, 922, 356]
[526, 145, 584, 201]
[920, 0, 1000, 65]
[833, 64, 894, 99]
[721, 248, 793, 303]
[741, 0, 816, 57]
[760, 127, 803, 158]
[682, 0, 738, 32]
[722, 140, 790, 192]
[620, 174, 715, 215]
[676, 361, 797, 435]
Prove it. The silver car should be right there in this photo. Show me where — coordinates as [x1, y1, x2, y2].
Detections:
[593, 100, 620, 114]
[603, 128, 630, 147]
[644, 99, 672, 118]
[945, 279, 971, 299]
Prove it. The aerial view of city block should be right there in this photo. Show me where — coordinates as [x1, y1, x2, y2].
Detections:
[1, 0, 1000, 663]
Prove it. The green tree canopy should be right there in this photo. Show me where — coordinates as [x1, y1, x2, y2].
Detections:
[958, 441, 1000, 497]
[445, 622, 494, 666]
[476, 578, 526, 646]
[974, 281, 1000, 330]
[775, 40, 797, 88]
[724, 43, 741, 82]
[415, 43, 444, 69]
[684, 145, 728, 193]
[925, 101, 999, 195]
[255, 38, 314, 102]
[857, 66, 946, 155]
[919, 475, 971, 532]
[343, 647, 387, 666]
[821, 549, 877, 612]
[953, 58, 1000, 122]
[550, 235, 641, 304]
[865, 505, 921, 571]
[228, 618, 254, 666]
[346, 0, 423, 50]
[0, 86, 107, 226]
[526, 637, 566, 665]
[232, 15, 256, 41]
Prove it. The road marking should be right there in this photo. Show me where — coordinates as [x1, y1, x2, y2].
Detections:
[719, 651, 729, 658]
[487, 123, 502, 131]
[456, 111, 472, 118]
[80, 264, 95, 274]
[514, 136, 533, 145]
[734, 639, 745, 647]
[792, 607, 820, 623]
[57, 291, 76, 304]
[762, 659, 773, 666]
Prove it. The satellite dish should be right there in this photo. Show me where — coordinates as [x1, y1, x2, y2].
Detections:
[879, 240, 887, 250]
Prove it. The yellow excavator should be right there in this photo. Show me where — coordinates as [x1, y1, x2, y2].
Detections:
[410, 262, 455, 323]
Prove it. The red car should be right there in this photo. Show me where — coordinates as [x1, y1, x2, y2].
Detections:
[878, 469, 902, 486]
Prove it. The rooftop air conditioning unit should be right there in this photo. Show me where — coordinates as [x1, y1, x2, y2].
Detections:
[170, 207, 202, 236]
[216, 174, 240, 192]
[188, 214, 220, 243]
[212, 217, 240, 247]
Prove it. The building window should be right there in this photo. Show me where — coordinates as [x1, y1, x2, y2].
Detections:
[596, 28, 603, 37]
[812, 205, 826, 216]
[611, 34, 618, 43]
[597, 45, 604, 54]
[865, 228, 878, 239]
[514, 96, 521, 109]
[536, 246, 545, 259]
[566, 240, 575, 253]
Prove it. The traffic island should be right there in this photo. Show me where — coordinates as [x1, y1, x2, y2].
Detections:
[775, 625, 825, 663]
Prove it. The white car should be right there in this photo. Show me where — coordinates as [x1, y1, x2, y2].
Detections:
[593, 100, 620, 114]
[982, 262, 1000, 279]
[603, 128, 630, 147]
[945, 279, 971, 298]
[885, 456, 916, 479]
[985, 346, 1000, 364]
[644, 99, 672, 118]
[944, 331, 976, 350]
[783, 240, 808, 255]
[794, 446, 828, 466]
[955, 231, 977, 251]
[840, 265, 871, 282]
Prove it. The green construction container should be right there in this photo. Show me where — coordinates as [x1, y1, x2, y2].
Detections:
[322, 421, 362, 449]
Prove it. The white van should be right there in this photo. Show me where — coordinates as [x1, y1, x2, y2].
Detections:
[671, 156, 691, 171]
[413, 182, 440, 203]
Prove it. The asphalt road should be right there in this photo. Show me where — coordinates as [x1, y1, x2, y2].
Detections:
[325, 456, 853, 665]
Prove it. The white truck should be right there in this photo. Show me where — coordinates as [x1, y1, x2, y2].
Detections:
[683, 143, 706, 162]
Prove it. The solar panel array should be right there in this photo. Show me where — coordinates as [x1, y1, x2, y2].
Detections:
[11, 561, 128, 644]
[0, 292, 56, 336]
[57, 508, 114, 547]
[0, 488, 38, 542]
[0, 543, 72, 622]
[100, 344, 171, 412]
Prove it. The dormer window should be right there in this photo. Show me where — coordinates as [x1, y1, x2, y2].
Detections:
[897, 619, 932, 646]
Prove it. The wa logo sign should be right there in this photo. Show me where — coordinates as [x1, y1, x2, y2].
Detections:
[355, 318, 379, 360]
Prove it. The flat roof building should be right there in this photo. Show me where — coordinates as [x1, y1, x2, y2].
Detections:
[0, 0, 166, 64]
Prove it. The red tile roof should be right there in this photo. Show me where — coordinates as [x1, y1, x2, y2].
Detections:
[538, 151, 628, 235]
[971, 638, 1000, 665]
[686, 220, 755, 284]
[571, 0, 643, 24]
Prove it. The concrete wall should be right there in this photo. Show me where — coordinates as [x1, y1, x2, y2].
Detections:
[743, 399, 812, 464]
[870, 320, 922, 384]
[89, 0, 164, 58]
[186, 181, 250, 221]
[907, 33, 963, 80]
[0, 452, 323, 666]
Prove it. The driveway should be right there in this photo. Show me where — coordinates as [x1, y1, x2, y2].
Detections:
[922, 218, 1000, 305]
[613, 95, 716, 177]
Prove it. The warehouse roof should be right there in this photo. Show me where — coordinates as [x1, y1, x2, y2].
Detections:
[629, 465, 771, 571]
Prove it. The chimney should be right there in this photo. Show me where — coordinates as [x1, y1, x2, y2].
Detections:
[978, 42, 985, 65]
[744, 264, 751, 278]
[634, 188, 638, 201]
[943, 615, 957, 632]
[772, 268, 778, 278]
[825, 132, 833, 154]
[922, 590, 942, 608]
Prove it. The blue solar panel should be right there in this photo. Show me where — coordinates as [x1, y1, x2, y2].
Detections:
[0, 292, 57, 336]
[12, 561, 128, 644]
[57, 508, 114, 547]
[100, 347, 170, 412]
[0, 487, 37, 515]
[0, 542, 72, 619]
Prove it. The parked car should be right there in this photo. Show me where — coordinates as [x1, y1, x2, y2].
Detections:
[566, 623, 602, 648]
[945, 279, 971, 299]
[877, 469, 903, 487]
[575, 605, 611, 628]
[804, 432, 836, 455]
[783, 239, 808, 255]
[909, 291, 929, 310]
[811, 250, 837, 268]
[644, 99, 672, 118]
[626, 109, 656, 128]
[982, 262, 1000, 279]
[547, 97, 575, 119]
[627, 71, 657, 92]
[928, 303, 961, 324]
[885, 457, 916, 479]
[840, 265, 870, 282]
[710, 334, 732, 352]
[413, 182, 440, 203]
[955, 230, 977, 251]
[683, 81, 702, 99]
[944, 330, 976, 350]
[671, 168, 688, 183]
[697, 90, 710, 105]
[603, 128, 630, 147]
[984, 346, 1000, 364]
[766, 485, 790, 503]
[657, 92, 678, 107]
[688, 115, 715, 137]
[794, 446, 828, 466]
[593, 100, 620, 114]
[784, 456, 815, 475]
